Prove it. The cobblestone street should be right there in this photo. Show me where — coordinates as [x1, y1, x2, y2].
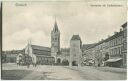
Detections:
[2, 63, 127, 80]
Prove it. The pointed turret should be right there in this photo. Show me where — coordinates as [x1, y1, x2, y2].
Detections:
[52, 20, 60, 33]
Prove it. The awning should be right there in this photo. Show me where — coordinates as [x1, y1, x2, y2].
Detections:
[88, 60, 94, 63]
[105, 58, 122, 62]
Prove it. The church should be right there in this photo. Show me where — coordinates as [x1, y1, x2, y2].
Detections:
[24, 20, 60, 65]
[24, 43, 55, 65]
[24, 20, 83, 66]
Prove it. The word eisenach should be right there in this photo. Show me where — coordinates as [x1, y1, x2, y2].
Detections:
[15, 3, 27, 6]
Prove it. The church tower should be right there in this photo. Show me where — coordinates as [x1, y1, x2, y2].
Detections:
[51, 20, 60, 63]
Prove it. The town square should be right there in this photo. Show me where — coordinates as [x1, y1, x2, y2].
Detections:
[1, 1, 127, 80]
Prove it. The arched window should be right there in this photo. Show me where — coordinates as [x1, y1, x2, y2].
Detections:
[72, 61, 78, 66]
[62, 59, 69, 66]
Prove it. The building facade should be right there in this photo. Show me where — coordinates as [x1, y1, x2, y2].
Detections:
[24, 42, 54, 65]
[56, 48, 70, 65]
[121, 22, 127, 68]
[70, 35, 82, 67]
[83, 22, 127, 68]
[2, 50, 24, 63]
[82, 44, 96, 66]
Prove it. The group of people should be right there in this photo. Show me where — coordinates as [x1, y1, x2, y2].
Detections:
[26, 57, 37, 68]
[16, 54, 37, 68]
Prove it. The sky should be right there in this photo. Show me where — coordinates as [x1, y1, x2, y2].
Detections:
[2, 1, 127, 50]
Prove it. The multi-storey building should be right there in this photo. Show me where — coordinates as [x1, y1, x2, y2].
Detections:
[105, 30, 124, 67]
[122, 22, 127, 68]
[82, 44, 96, 66]
[83, 22, 127, 68]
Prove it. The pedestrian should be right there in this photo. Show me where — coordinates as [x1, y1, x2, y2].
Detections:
[27, 59, 31, 68]
[32, 62, 34, 67]
[33, 62, 37, 67]
[26, 56, 30, 68]
[16, 55, 20, 66]
[27, 62, 30, 68]
[16, 60, 19, 66]
[32, 57, 37, 67]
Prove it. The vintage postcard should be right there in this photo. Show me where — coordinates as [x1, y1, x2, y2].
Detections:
[1, 0, 127, 80]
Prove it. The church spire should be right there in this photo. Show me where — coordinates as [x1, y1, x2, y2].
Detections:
[51, 17, 60, 63]
[53, 19, 59, 32]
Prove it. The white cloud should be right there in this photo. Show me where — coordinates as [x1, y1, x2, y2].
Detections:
[3, 28, 50, 50]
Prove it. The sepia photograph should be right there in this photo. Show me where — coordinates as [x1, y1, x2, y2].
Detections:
[1, 0, 127, 80]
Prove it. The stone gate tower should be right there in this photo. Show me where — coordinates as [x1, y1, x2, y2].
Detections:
[51, 20, 60, 63]
[70, 35, 82, 67]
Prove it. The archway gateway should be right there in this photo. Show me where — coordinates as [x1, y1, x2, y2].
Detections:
[62, 59, 69, 66]
[72, 61, 78, 66]
[57, 58, 61, 64]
